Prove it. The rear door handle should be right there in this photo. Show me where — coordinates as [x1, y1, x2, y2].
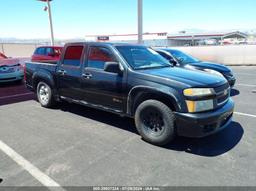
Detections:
[82, 73, 93, 79]
[57, 70, 67, 76]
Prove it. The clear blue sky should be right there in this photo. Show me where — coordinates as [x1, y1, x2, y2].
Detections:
[0, 0, 255, 39]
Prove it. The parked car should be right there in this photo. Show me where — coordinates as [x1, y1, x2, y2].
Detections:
[0, 52, 24, 83]
[156, 49, 236, 87]
[31, 46, 63, 63]
[25, 42, 234, 146]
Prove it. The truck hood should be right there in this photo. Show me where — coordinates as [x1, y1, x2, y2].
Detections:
[138, 67, 227, 87]
[188, 61, 231, 73]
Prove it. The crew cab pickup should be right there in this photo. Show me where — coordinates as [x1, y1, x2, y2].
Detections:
[25, 42, 234, 146]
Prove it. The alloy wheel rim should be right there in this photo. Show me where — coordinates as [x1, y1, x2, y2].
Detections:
[39, 84, 49, 105]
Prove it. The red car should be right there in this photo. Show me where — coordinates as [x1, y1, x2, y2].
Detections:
[31, 46, 63, 63]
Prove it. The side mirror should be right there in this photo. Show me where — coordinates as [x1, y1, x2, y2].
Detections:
[104, 62, 122, 75]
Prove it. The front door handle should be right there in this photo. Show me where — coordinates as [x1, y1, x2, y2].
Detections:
[82, 73, 93, 79]
[57, 70, 67, 76]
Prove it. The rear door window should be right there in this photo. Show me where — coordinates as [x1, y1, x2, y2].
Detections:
[63, 46, 84, 67]
[87, 47, 116, 70]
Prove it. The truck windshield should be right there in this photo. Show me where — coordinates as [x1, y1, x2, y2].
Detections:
[116, 46, 172, 70]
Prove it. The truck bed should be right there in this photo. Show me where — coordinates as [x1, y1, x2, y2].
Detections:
[25, 61, 57, 90]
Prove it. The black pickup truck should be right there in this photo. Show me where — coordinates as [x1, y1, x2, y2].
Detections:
[25, 42, 234, 146]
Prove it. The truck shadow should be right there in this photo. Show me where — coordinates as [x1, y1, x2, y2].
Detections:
[57, 102, 138, 134]
[164, 121, 244, 157]
[58, 103, 244, 157]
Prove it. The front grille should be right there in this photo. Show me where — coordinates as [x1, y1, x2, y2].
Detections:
[214, 83, 230, 106]
[217, 94, 229, 104]
[0, 67, 15, 73]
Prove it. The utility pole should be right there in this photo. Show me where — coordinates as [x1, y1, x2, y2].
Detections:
[38, 0, 55, 45]
[138, 0, 143, 44]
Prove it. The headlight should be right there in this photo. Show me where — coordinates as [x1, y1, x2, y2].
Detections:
[183, 88, 214, 97]
[183, 88, 215, 112]
[204, 69, 223, 77]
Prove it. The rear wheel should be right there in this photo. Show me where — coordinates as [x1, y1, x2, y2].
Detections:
[135, 100, 175, 146]
[37, 82, 55, 108]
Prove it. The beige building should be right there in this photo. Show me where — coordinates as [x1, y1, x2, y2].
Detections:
[85, 31, 248, 47]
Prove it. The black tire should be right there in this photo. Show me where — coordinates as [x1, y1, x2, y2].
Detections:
[36, 81, 55, 108]
[135, 100, 175, 146]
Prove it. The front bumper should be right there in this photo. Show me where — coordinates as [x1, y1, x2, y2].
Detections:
[175, 99, 234, 138]
[0, 71, 24, 83]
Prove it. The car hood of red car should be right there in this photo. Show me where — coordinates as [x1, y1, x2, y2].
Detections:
[0, 58, 20, 67]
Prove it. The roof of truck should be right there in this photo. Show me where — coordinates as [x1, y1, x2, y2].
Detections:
[36, 46, 63, 49]
[65, 42, 145, 47]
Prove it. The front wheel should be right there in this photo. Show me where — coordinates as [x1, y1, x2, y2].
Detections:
[37, 82, 55, 108]
[135, 100, 176, 146]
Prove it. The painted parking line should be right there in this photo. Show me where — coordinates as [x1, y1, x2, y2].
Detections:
[0, 93, 33, 100]
[236, 84, 256, 87]
[234, 112, 256, 118]
[235, 73, 256, 76]
[0, 140, 65, 191]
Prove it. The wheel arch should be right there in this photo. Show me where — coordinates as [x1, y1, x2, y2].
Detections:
[32, 70, 55, 91]
[127, 86, 181, 116]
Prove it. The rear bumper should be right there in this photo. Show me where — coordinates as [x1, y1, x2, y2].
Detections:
[0, 71, 24, 83]
[175, 99, 234, 138]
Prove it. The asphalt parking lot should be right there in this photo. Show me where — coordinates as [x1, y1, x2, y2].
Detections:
[0, 66, 255, 189]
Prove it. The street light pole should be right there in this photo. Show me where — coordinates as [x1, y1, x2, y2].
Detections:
[138, 0, 143, 44]
[38, 0, 55, 45]
[46, 0, 55, 46]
